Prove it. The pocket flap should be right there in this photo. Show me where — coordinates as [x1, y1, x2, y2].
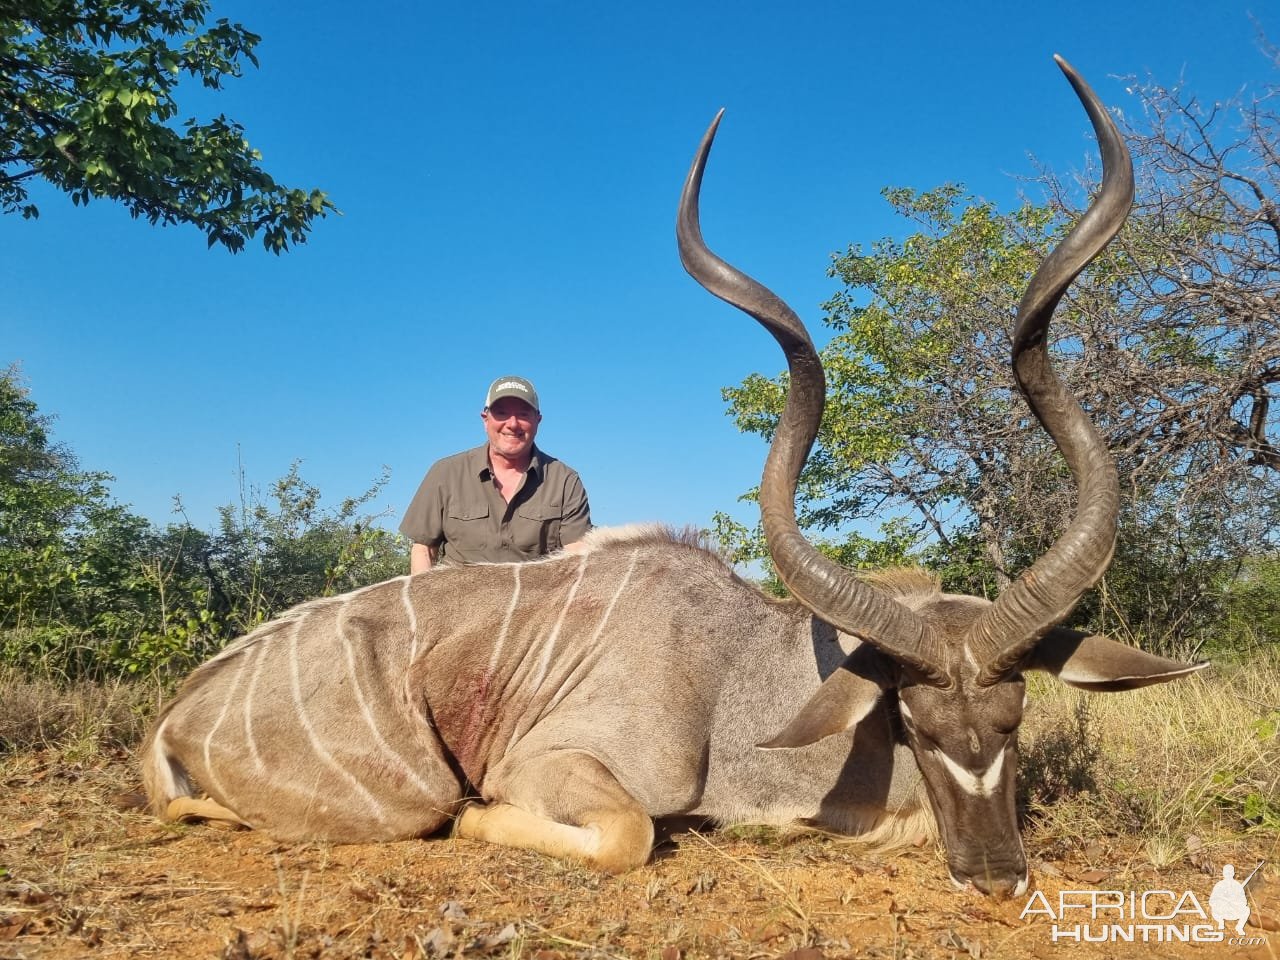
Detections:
[448, 503, 490, 521]
[516, 503, 562, 522]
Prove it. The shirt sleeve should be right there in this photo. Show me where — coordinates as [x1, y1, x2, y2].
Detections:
[399, 462, 448, 547]
[558, 471, 592, 545]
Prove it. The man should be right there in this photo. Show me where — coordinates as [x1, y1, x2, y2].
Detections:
[400, 376, 591, 573]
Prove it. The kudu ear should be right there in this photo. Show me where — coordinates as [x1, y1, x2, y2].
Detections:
[758, 646, 892, 749]
[1028, 627, 1209, 692]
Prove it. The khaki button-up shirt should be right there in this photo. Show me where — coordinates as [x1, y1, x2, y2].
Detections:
[399, 444, 591, 565]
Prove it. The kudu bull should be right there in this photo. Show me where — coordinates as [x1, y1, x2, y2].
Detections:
[143, 57, 1205, 897]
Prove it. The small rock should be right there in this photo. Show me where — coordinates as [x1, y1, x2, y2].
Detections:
[421, 926, 455, 956]
[1185, 835, 1212, 873]
[474, 923, 518, 950]
[438, 900, 468, 920]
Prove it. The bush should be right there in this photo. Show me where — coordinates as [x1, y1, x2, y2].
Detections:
[1, 367, 409, 681]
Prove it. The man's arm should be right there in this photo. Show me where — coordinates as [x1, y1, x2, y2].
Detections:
[557, 471, 592, 555]
[402, 462, 449, 574]
[410, 542, 439, 574]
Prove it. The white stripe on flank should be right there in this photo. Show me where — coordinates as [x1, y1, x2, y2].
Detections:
[588, 550, 638, 645]
[403, 576, 420, 663]
[147, 713, 182, 798]
[201, 645, 255, 799]
[486, 564, 523, 680]
[337, 603, 436, 797]
[505, 555, 592, 754]
[934, 746, 1007, 797]
[288, 614, 390, 826]
[242, 641, 267, 773]
[546, 549, 640, 713]
[530, 554, 589, 691]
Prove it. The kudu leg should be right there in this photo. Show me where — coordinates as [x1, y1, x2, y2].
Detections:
[166, 794, 250, 828]
[456, 751, 653, 873]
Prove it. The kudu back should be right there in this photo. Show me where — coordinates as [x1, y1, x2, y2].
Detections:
[142, 57, 1206, 897]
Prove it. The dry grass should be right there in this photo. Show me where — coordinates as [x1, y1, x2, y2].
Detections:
[1020, 655, 1280, 862]
[0, 668, 158, 760]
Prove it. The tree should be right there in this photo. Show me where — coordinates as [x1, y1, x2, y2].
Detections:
[0, 369, 408, 679]
[718, 54, 1279, 657]
[0, 0, 334, 252]
[0, 364, 110, 632]
[204, 463, 407, 636]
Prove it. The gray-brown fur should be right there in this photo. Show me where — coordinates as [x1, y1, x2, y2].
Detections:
[144, 62, 1209, 898]
[670, 61, 1207, 899]
[143, 525, 926, 845]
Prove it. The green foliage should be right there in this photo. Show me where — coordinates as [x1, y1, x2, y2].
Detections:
[716, 59, 1280, 656]
[1220, 557, 1280, 653]
[0, 364, 114, 631]
[1079, 515, 1241, 662]
[723, 186, 1044, 545]
[0, 368, 407, 681]
[0, 0, 335, 251]
[718, 177, 1279, 655]
[205, 462, 407, 637]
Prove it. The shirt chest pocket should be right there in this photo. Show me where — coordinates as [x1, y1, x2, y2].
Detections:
[444, 502, 491, 551]
[514, 502, 563, 555]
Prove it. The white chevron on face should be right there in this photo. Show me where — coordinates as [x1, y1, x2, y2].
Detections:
[932, 746, 1006, 797]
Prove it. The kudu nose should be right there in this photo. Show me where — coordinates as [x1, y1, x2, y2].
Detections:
[963, 869, 1027, 901]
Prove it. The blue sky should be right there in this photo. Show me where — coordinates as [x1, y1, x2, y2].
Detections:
[3, 1, 1274, 542]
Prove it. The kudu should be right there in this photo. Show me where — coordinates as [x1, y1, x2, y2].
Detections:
[142, 57, 1205, 897]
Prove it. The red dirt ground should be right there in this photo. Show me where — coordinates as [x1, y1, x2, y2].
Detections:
[1, 750, 1277, 959]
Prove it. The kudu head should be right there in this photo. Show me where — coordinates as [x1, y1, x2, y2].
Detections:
[677, 56, 1208, 898]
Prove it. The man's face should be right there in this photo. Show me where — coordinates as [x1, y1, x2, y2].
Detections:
[482, 396, 541, 462]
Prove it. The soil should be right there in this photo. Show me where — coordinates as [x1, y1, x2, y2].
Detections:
[1, 750, 1276, 960]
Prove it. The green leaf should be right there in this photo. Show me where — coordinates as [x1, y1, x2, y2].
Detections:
[0, 3, 333, 253]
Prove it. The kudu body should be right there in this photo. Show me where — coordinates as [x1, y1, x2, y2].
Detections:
[143, 58, 1205, 896]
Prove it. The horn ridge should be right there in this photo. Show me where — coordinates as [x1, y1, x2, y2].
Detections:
[677, 111, 948, 685]
[968, 56, 1134, 683]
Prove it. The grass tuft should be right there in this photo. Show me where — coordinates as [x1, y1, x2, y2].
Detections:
[0, 667, 157, 758]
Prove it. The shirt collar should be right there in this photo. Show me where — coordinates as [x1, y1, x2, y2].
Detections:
[471, 443, 542, 479]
